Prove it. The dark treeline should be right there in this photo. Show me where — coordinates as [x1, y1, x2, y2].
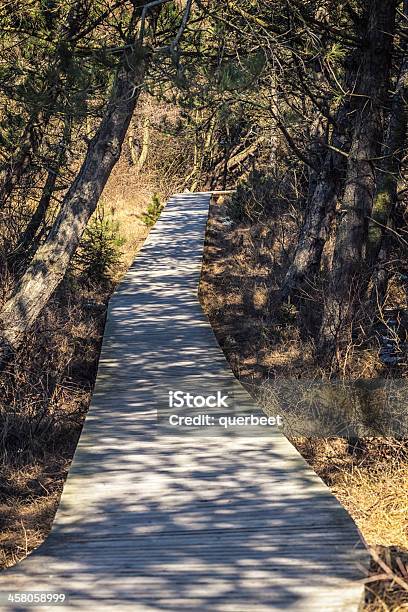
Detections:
[0, 0, 407, 373]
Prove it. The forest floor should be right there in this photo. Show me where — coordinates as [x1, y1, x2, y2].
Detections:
[200, 200, 408, 612]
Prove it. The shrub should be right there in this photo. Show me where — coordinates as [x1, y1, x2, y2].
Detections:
[76, 205, 125, 286]
[140, 193, 164, 227]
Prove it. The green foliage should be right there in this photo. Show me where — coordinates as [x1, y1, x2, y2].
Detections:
[217, 52, 265, 93]
[227, 170, 274, 223]
[77, 206, 125, 286]
[325, 43, 347, 66]
[140, 193, 164, 227]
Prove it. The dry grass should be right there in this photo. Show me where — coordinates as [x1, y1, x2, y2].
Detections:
[101, 156, 156, 277]
[337, 464, 408, 549]
[0, 464, 68, 569]
[291, 438, 408, 548]
[201, 200, 408, 611]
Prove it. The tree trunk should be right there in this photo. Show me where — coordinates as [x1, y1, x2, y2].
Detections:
[14, 164, 60, 261]
[365, 1, 408, 310]
[0, 115, 48, 209]
[319, 0, 397, 362]
[128, 129, 139, 166]
[367, 15, 408, 267]
[13, 118, 73, 260]
[0, 44, 149, 368]
[136, 115, 150, 172]
[279, 47, 361, 302]
[279, 149, 341, 301]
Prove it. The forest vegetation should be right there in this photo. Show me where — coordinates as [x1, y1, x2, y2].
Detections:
[0, 1, 408, 609]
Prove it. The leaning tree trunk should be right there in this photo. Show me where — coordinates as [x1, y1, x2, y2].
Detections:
[279, 139, 343, 302]
[13, 117, 73, 261]
[319, 0, 397, 363]
[0, 44, 149, 369]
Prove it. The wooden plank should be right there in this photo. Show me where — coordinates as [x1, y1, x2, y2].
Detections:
[0, 193, 368, 611]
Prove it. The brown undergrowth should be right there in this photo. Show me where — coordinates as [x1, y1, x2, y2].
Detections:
[0, 284, 107, 569]
[200, 200, 408, 611]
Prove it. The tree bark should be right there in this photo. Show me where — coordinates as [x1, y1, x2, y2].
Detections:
[136, 115, 150, 172]
[279, 142, 343, 302]
[367, 10, 408, 268]
[365, 1, 408, 310]
[13, 118, 73, 260]
[279, 47, 361, 302]
[319, 0, 397, 362]
[0, 115, 48, 209]
[0, 44, 149, 369]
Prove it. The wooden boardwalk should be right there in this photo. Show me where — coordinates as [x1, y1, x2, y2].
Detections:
[0, 193, 368, 610]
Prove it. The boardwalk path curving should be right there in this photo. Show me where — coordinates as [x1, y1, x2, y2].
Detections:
[0, 193, 368, 611]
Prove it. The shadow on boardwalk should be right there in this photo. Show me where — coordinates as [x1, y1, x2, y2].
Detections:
[4, 425, 367, 610]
